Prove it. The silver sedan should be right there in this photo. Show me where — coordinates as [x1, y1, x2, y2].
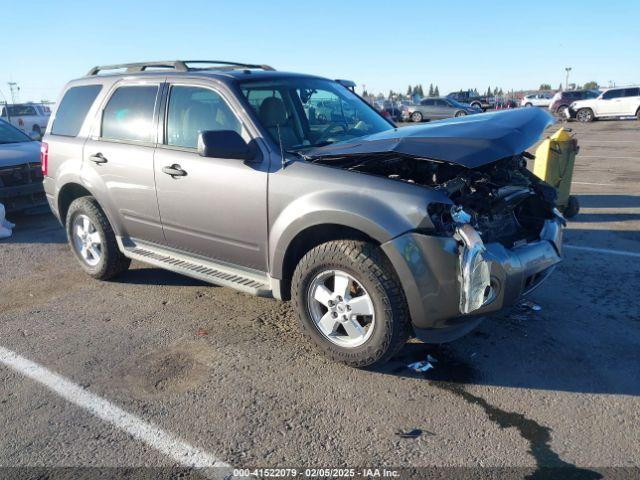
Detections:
[402, 97, 480, 122]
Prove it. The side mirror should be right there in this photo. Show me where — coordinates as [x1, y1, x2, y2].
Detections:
[197, 130, 253, 160]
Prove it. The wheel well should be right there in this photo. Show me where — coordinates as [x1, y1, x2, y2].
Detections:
[279, 224, 377, 300]
[58, 183, 93, 223]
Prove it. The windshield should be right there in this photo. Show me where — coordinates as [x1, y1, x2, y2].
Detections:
[0, 120, 31, 144]
[240, 78, 393, 151]
[447, 98, 467, 108]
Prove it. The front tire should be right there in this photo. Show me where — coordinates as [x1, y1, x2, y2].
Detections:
[576, 108, 594, 123]
[291, 240, 411, 368]
[525, 102, 533, 107]
[410, 111, 423, 123]
[66, 196, 131, 280]
[556, 105, 569, 118]
[455, 110, 467, 117]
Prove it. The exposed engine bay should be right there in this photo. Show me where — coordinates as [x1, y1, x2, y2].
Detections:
[311, 153, 557, 248]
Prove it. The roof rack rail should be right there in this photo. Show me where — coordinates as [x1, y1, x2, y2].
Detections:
[86, 60, 276, 76]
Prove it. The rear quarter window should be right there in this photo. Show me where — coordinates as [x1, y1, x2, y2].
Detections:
[51, 85, 103, 137]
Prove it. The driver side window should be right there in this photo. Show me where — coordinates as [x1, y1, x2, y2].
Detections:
[166, 86, 242, 149]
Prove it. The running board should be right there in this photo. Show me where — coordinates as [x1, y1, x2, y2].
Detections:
[118, 238, 272, 297]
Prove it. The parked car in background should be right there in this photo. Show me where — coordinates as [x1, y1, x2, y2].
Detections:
[569, 86, 640, 122]
[521, 93, 553, 108]
[548, 89, 600, 117]
[43, 60, 563, 367]
[402, 97, 479, 122]
[446, 90, 494, 111]
[0, 118, 46, 213]
[0, 103, 51, 139]
[380, 101, 403, 122]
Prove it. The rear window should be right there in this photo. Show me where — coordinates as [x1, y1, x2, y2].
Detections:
[101, 86, 158, 143]
[51, 85, 102, 137]
[6, 105, 37, 116]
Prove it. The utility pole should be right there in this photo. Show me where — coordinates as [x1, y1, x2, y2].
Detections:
[564, 67, 572, 90]
[8, 82, 20, 103]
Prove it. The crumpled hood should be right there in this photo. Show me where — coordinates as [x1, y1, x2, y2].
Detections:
[0, 141, 41, 168]
[306, 108, 554, 168]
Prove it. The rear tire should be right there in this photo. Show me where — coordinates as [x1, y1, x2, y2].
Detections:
[66, 196, 131, 280]
[411, 111, 423, 123]
[291, 240, 411, 368]
[455, 110, 467, 117]
[576, 108, 594, 123]
[525, 102, 533, 107]
[636, 107, 640, 120]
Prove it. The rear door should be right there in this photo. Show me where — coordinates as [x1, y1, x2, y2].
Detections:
[420, 99, 437, 119]
[621, 88, 640, 115]
[153, 80, 269, 271]
[82, 80, 165, 243]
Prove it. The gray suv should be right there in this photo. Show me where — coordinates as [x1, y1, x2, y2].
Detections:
[43, 60, 564, 367]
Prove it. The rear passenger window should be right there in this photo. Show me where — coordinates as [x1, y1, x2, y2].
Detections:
[603, 89, 623, 100]
[624, 88, 639, 97]
[166, 86, 241, 149]
[51, 85, 102, 137]
[101, 86, 158, 143]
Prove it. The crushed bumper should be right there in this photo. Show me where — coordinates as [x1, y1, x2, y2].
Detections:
[381, 217, 563, 341]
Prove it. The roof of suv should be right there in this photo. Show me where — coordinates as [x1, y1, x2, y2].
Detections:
[81, 60, 327, 84]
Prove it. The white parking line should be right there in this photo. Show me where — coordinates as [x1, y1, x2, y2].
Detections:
[578, 155, 638, 159]
[564, 245, 640, 258]
[572, 181, 615, 186]
[0, 346, 231, 476]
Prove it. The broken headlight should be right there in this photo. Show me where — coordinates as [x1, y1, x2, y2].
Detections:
[456, 219, 492, 315]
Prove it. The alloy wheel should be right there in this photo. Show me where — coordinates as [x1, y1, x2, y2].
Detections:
[72, 214, 102, 267]
[307, 269, 375, 348]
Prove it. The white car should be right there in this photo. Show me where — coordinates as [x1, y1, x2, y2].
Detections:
[0, 103, 51, 139]
[520, 93, 552, 108]
[569, 87, 640, 122]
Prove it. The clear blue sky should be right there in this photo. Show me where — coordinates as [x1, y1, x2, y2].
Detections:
[2, 0, 639, 102]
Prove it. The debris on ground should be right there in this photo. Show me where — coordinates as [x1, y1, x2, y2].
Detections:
[0, 203, 14, 239]
[510, 299, 543, 321]
[408, 354, 438, 373]
[196, 328, 209, 337]
[395, 428, 423, 439]
[518, 300, 542, 312]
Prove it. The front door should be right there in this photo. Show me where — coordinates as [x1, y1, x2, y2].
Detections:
[83, 81, 164, 243]
[597, 89, 625, 116]
[153, 83, 269, 271]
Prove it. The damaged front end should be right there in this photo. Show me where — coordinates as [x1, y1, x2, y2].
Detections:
[309, 131, 563, 329]
[307, 110, 564, 336]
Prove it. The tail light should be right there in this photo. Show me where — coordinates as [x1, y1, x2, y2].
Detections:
[41, 142, 49, 176]
[382, 110, 390, 118]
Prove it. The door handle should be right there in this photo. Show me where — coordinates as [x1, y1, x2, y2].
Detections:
[162, 164, 187, 178]
[89, 153, 108, 164]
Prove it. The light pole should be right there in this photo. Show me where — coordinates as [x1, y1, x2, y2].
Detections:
[565, 67, 572, 90]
